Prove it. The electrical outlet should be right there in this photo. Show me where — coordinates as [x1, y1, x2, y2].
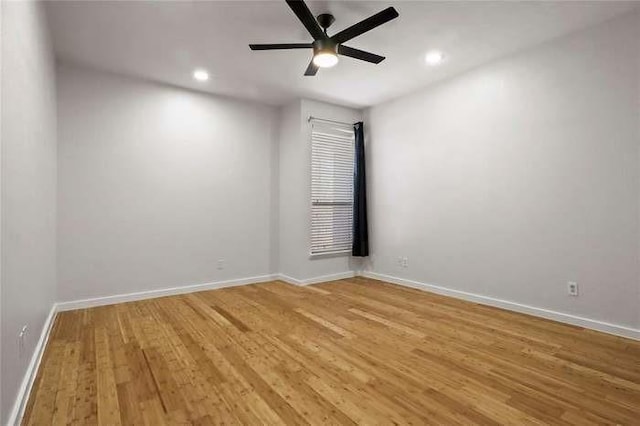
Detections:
[217, 259, 225, 270]
[567, 281, 578, 296]
[402, 257, 409, 268]
[397, 256, 403, 267]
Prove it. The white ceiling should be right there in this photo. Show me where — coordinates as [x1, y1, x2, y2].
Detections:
[45, 1, 639, 108]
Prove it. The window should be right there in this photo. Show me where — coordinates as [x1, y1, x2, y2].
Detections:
[310, 120, 355, 255]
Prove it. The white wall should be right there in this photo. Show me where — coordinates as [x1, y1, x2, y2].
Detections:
[56, 65, 365, 298]
[57, 63, 279, 302]
[278, 99, 363, 282]
[1, 1, 57, 422]
[277, 100, 303, 279]
[365, 12, 640, 329]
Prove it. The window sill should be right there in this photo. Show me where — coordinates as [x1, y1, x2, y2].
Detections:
[309, 250, 351, 259]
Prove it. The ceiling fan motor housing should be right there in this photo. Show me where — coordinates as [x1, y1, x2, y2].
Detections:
[313, 38, 338, 56]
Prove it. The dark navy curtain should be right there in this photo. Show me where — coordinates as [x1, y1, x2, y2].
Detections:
[352, 122, 369, 257]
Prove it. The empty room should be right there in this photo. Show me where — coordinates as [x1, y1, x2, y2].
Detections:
[2, 0, 640, 424]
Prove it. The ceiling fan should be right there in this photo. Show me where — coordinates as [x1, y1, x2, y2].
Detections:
[249, 0, 399, 76]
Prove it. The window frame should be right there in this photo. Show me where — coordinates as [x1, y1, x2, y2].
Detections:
[308, 119, 355, 258]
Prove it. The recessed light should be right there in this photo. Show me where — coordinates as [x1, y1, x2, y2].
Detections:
[425, 50, 445, 66]
[193, 69, 209, 82]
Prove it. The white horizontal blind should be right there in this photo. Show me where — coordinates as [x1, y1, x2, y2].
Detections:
[311, 121, 355, 255]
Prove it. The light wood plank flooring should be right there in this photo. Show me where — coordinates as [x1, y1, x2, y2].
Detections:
[23, 277, 640, 425]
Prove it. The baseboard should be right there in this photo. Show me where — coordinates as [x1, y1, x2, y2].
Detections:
[276, 274, 305, 285]
[7, 304, 58, 426]
[276, 271, 356, 286]
[56, 274, 278, 311]
[56, 270, 359, 312]
[360, 271, 640, 341]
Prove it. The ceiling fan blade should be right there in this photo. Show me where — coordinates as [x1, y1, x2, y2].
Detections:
[330, 7, 399, 44]
[304, 60, 319, 76]
[249, 43, 312, 50]
[285, 0, 325, 40]
[338, 45, 385, 64]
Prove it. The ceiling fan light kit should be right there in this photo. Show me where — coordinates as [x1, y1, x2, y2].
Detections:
[312, 39, 338, 68]
[249, 0, 399, 76]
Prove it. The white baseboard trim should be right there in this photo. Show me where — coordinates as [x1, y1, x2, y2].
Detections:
[56, 270, 358, 312]
[7, 304, 58, 426]
[360, 271, 640, 341]
[276, 274, 304, 285]
[56, 274, 278, 312]
[276, 271, 356, 286]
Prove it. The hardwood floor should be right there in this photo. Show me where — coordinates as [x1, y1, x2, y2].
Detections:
[23, 277, 640, 425]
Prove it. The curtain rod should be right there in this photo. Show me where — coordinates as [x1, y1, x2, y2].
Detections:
[308, 116, 354, 127]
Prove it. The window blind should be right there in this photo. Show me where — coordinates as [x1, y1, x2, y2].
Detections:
[310, 120, 355, 255]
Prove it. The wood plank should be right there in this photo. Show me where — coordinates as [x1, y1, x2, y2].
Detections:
[22, 277, 640, 425]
